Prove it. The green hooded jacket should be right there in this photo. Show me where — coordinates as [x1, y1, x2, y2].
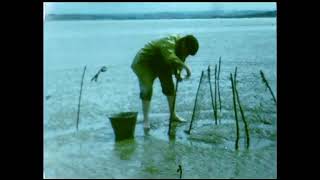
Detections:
[137, 35, 185, 75]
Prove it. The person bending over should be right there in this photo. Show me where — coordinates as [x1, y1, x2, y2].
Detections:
[131, 34, 199, 130]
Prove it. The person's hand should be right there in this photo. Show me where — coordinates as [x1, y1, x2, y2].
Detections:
[175, 73, 183, 82]
[184, 65, 191, 79]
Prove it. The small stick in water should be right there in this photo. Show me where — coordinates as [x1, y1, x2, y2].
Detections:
[76, 66, 87, 131]
[207, 65, 216, 124]
[260, 70, 276, 104]
[185, 71, 204, 134]
[230, 72, 239, 150]
[217, 57, 222, 112]
[214, 64, 218, 124]
[177, 165, 183, 179]
[91, 66, 107, 82]
[234, 68, 250, 149]
[100, 66, 107, 72]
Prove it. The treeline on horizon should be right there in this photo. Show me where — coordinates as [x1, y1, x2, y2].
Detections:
[46, 10, 276, 21]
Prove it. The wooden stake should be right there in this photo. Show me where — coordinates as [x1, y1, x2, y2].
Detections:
[207, 65, 216, 124]
[234, 69, 250, 149]
[260, 70, 276, 104]
[214, 64, 218, 124]
[230, 73, 239, 150]
[76, 66, 87, 131]
[177, 165, 183, 179]
[217, 57, 222, 112]
[185, 71, 204, 134]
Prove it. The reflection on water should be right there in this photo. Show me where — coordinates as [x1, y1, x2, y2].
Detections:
[168, 122, 179, 141]
[113, 139, 137, 160]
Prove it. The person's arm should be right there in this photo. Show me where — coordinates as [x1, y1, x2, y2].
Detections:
[160, 48, 184, 70]
[161, 51, 191, 80]
[159, 40, 191, 79]
[160, 42, 189, 72]
[183, 64, 191, 78]
[173, 64, 191, 81]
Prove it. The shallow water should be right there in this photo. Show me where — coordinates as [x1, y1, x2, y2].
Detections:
[44, 18, 276, 178]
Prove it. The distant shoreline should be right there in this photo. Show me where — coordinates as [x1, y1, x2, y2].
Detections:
[46, 10, 276, 21]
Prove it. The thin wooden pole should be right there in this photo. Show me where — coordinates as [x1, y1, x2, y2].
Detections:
[214, 64, 218, 124]
[260, 70, 276, 104]
[177, 165, 183, 179]
[76, 66, 87, 131]
[234, 69, 250, 149]
[185, 71, 204, 134]
[207, 65, 216, 124]
[217, 57, 222, 112]
[230, 73, 239, 150]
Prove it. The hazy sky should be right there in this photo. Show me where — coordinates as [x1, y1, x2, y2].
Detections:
[45, 2, 276, 15]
